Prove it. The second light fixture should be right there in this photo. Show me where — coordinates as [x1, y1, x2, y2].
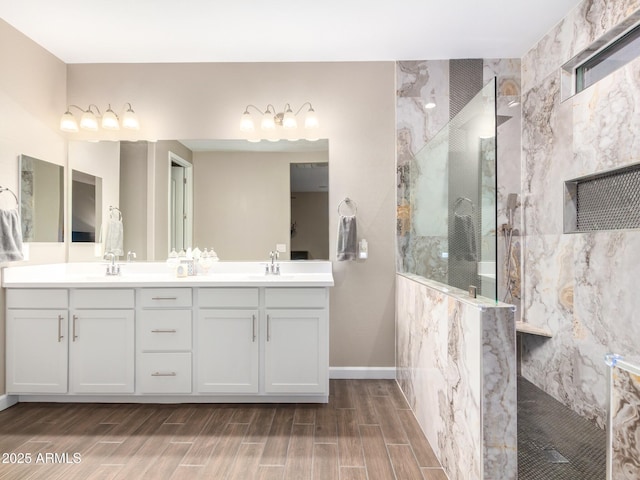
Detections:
[240, 102, 319, 141]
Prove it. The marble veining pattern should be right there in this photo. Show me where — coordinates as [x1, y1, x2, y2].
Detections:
[521, 0, 640, 428]
[396, 274, 516, 480]
[610, 367, 640, 479]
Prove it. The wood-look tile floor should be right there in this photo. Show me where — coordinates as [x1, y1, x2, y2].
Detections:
[0, 380, 447, 480]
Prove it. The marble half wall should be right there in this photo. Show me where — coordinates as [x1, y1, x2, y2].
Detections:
[396, 273, 516, 480]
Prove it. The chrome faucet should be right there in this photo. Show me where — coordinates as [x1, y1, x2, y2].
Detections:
[268, 250, 280, 275]
[103, 252, 120, 276]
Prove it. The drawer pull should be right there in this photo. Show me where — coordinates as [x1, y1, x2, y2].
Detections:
[151, 372, 177, 377]
[267, 314, 271, 342]
[151, 296, 178, 301]
[151, 329, 177, 333]
[72, 315, 78, 341]
[58, 315, 64, 342]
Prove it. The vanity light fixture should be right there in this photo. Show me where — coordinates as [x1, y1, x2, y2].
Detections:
[59, 103, 140, 133]
[240, 102, 319, 141]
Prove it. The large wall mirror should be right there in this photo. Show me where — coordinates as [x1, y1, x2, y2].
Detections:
[19, 154, 64, 242]
[72, 139, 329, 261]
[115, 139, 330, 262]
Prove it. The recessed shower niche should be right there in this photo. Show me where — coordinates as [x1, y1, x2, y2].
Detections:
[564, 162, 640, 233]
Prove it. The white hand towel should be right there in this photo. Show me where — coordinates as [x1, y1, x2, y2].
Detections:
[103, 217, 124, 256]
[0, 208, 24, 262]
[337, 215, 357, 261]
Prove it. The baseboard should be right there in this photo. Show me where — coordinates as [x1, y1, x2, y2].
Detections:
[329, 367, 396, 380]
[0, 394, 19, 411]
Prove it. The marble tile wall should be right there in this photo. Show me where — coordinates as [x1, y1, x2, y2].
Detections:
[520, 0, 640, 428]
[396, 273, 516, 480]
[609, 363, 640, 479]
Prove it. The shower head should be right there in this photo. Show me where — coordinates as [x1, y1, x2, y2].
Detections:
[507, 193, 518, 211]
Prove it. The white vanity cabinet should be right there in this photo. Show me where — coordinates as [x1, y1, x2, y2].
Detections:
[137, 288, 193, 394]
[6, 289, 69, 394]
[197, 288, 260, 393]
[70, 289, 135, 394]
[264, 288, 328, 394]
[3, 262, 333, 403]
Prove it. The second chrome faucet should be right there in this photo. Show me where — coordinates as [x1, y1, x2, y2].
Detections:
[267, 250, 280, 275]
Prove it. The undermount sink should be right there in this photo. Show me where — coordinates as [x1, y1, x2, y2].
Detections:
[246, 274, 297, 280]
[83, 275, 125, 281]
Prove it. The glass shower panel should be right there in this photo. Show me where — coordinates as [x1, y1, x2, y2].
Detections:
[400, 78, 497, 300]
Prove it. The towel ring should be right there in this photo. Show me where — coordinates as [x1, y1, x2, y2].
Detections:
[0, 186, 19, 207]
[109, 205, 122, 221]
[453, 196, 475, 215]
[338, 197, 357, 216]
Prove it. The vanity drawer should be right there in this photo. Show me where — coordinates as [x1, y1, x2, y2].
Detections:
[198, 288, 259, 308]
[140, 288, 192, 308]
[7, 289, 68, 309]
[72, 289, 134, 309]
[265, 288, 326, 308]
[139, 310, 192, 351]
[139, 353, 192, 394]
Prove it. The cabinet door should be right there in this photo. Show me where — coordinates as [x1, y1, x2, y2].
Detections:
[197, 309, 259, 393]
[6, 309, 68, 394]
[264, 309, 328, 394]
[70, 309, 135, 393]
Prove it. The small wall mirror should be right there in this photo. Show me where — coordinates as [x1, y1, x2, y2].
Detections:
[71, 170, 102, 242]
[20, 154, 64, 242]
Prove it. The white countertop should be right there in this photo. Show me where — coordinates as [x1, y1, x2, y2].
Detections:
[2, 261, 335, 288]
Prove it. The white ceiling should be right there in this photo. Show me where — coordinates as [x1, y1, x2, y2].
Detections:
[0, 0, 582, 63]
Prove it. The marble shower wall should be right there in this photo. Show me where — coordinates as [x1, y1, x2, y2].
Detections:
[396, 274, 516, 480]
[609, 363, 640, 479]
[520, 0, 640, 428]
[396, 59, 522, 309]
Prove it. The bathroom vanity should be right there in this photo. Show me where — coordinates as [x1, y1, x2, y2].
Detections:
[3, 261, 333, 403]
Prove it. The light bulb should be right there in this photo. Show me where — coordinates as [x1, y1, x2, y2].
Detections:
[102, 105, 120, 130]
[240, 111, 255, 132]
[304, 107, 319, 129]
[122, 104, 140, 130]
[59, 110, 79, 132]
[80, 109, 98, 131]
[282, 106, 297, 129]
[261, 111, 276, 131]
